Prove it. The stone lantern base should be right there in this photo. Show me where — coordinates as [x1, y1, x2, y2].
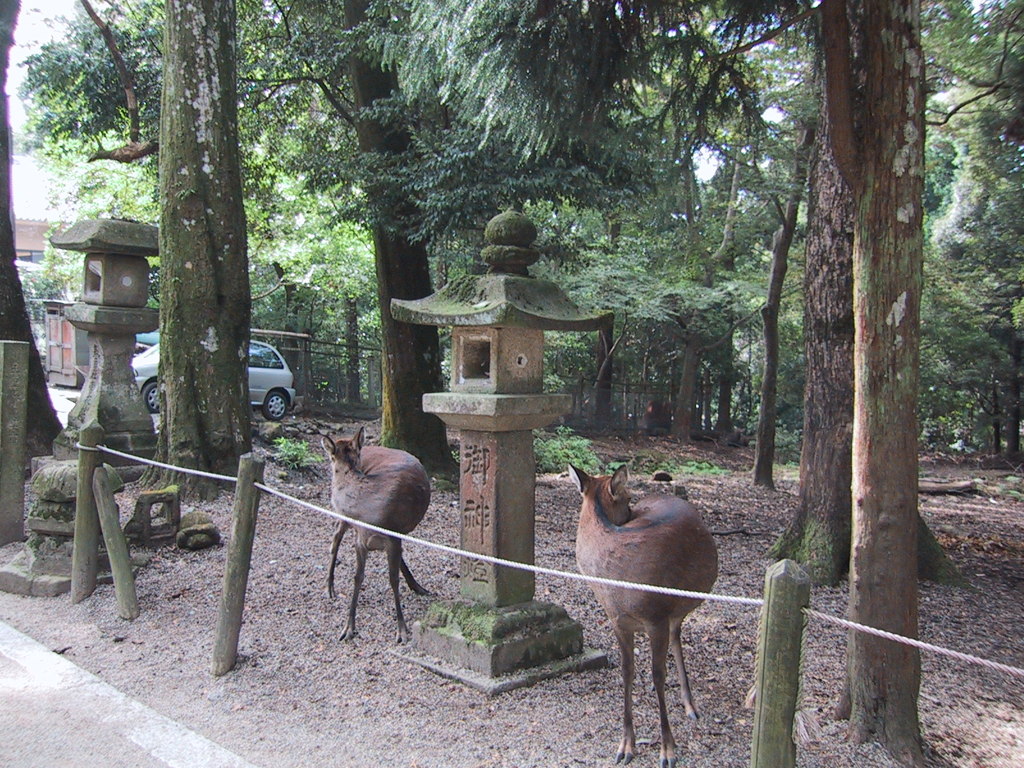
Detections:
[400, 600, 607, 695]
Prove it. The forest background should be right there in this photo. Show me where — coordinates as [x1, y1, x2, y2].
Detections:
[11, 0, 1022, 468]
[2, 2, 1022, 766]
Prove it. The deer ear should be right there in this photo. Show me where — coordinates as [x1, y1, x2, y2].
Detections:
[353, 427, 365, 451]
[568, 465, 588, 494]
[321, 436, 336, 456]
[610, 464, 629, 495]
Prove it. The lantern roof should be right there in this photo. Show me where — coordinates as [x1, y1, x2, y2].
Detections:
[392, 272, 610, 331]
[51, 218, 158, 257]
[391, 210, 611, 331]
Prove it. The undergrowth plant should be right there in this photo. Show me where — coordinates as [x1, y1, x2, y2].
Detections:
[273, 437, 319, 470]
[534, 426, 601, 474]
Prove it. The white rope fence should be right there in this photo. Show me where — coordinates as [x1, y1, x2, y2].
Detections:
[254, 480, 764, 608]
[806, 609, 1024, 681]
[84, 442, 1024, 682]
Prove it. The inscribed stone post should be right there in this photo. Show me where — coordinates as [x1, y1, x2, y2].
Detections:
[0, 341, 29, 545]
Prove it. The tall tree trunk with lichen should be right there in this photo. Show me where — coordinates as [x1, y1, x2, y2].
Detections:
[151, 0, 251, 495]
[344, 0, 453, 474]
[824, 0, 926, 763]
[769, 98, 854, 579]
[0, 0, 61, 458]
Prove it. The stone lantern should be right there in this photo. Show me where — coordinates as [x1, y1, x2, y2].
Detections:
[50, 219, 159, 462]
[391, 211, 611, 691]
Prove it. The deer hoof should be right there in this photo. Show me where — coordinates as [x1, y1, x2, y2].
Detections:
[615, 750, 634, 765]
[340, 625, 357, 641]
[659, 758, 677, 768]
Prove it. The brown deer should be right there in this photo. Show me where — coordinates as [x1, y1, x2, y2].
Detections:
[322, 428, 431, 643]
[570, 464, 718, 768]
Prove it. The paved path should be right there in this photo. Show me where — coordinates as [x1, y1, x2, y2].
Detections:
[0, 620, 260, 768]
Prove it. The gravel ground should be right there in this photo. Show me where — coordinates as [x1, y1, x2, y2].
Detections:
[1, 422, 1022, 768]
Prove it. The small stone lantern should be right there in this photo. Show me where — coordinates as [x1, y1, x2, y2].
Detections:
[50, 219, 159, 462]
[392, 211, 611, 690]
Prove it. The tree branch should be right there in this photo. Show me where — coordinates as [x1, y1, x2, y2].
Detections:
[716, 6, 822, 59]
[88, 140, 158, 163]
[926, 83, 1005, 127]
[80, 0, 142, 144]
[312, 78, 356, 126]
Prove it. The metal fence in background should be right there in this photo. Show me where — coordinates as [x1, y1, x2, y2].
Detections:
[251, 329, 381, 415]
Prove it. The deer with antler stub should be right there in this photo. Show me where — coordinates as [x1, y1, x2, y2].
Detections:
[570, 464, 718, 768]
[322, 427, 431, 643]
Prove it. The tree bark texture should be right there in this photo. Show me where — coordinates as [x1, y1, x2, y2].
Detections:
[156, 0, 251, 491]
[825, 0, 926, 763]
[1007, 335, 1021, 454]
[345, 296, 361, 403]
[671, 336, 701, 440]
[770, 72, 855, 584]
[753, 126, 813, 489]
[345, 0, 453, 473]
[594, 321, 613, 424]
[0, 0, 61, 457]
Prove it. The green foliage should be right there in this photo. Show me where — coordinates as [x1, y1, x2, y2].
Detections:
[623, 449, 730, 477]
[272, 437, 319, 470]
[534, 426, 601, 475]
[21, 1, 163, 147]
[676, 460, 730, 476]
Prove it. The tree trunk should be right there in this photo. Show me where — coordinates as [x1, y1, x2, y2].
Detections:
[824, 0, 926, 762]
[345, 296, 361, 403]
[753, 126, 813, 489]
[671, 336, 701, 440]
[1008, 335, 1021, 454]
[770, 67, 855, 583]
[0, 0, 61, 458]
[715, 367, 733, 434]
[345, 0, 453, 474]
[154, 0, 251, 495]
[594, 321, 613, 425]
[991, 380, 1002, 454]
[711, 161, 741, 432]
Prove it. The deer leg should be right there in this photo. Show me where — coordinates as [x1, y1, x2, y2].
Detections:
[327, 521, 349, 599]
[340, 539, 367, 641]
[670, 620, 699, 719]
[386, 539, 411, 644]
[613, 626, 637, 765]
[399, 555, 430, 596]
[650, 625, 678, 768]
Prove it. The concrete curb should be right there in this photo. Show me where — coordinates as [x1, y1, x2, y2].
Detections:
[0, 620, 261, 768]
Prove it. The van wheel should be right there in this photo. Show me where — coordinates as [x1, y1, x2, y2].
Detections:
[262, 389, 290, 421]
[142, 380, 159, 413]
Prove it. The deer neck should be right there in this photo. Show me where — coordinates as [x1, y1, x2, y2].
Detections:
[584, 489, 631, 530]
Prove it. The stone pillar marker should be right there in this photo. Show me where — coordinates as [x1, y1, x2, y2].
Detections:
[0, 341, 29, 546]
[49, 219, 159, 462]
[391, 211, 611, 692]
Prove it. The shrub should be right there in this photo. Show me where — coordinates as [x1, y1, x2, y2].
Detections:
[534, 426, 601, 475]
[273, 437, 319, 470]
[676, 460, 730, 476]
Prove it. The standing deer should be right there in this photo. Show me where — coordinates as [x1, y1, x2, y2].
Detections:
[322, 427, 431, 643]
[570, 464, 718, 768]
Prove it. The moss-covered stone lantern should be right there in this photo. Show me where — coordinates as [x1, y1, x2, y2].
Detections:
[391, 210, 611, 691]
[50, 219, 159, 462]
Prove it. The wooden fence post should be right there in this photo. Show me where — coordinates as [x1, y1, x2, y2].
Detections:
[211, 453, 264, 676]
[750, 559, 810, 768]
[94, 468, 139, 620]
[71, 422, 104, 603]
